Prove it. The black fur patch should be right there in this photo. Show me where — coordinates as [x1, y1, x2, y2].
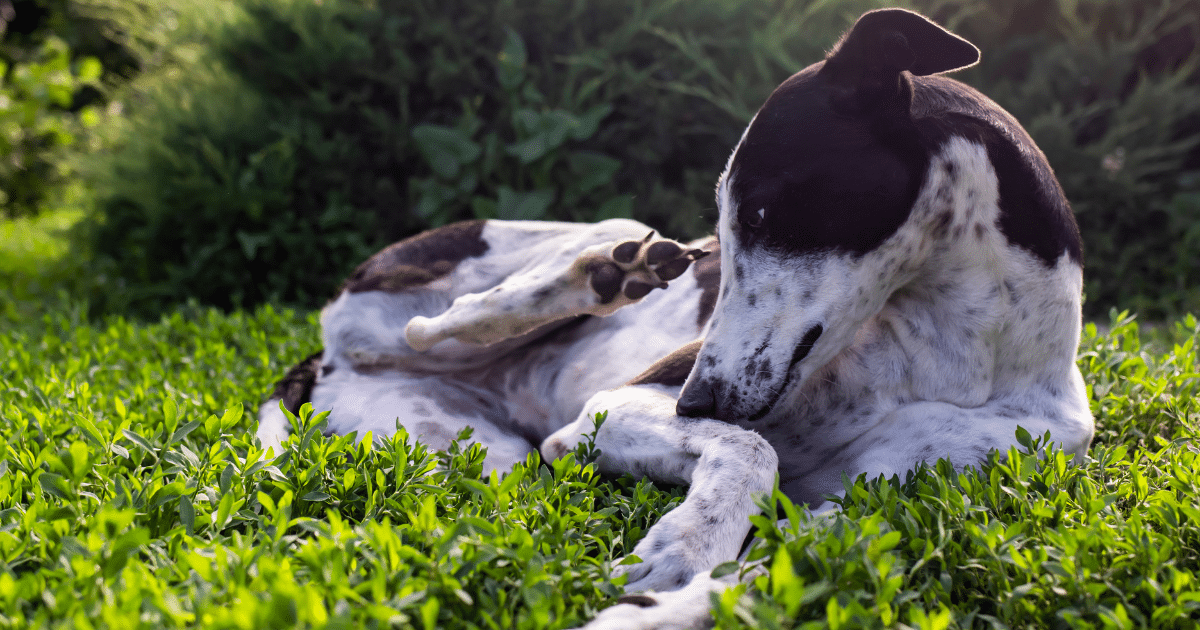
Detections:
[616, 594, 658, 608]
[725, 10, 1078, 267]
[342, 220, 489, 294]
[911, 77, 1083, 265]
[270, 351, 323, 415]
[728, 61, 928, 257]
[627, 340, 703, 387]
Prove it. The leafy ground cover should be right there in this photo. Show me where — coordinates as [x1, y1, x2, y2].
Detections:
[3, 208, 1200, 629]
[0, 303, 1197, 629]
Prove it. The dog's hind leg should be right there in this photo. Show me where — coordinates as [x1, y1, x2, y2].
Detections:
[403, 223, 709, 352]
[322, 219, 706, 369]
[260, 219, 706, 450]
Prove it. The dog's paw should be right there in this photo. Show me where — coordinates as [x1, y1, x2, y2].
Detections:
[574, 572, 727, 630]
[585, 232, 710, 304]
[613, 506, 721, 593]
[616, 540, 701, 594]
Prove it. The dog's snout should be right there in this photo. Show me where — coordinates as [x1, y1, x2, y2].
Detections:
[676, 380, 717, 418]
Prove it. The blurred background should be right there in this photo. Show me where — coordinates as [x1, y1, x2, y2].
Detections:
[1, 0, 1197, 322]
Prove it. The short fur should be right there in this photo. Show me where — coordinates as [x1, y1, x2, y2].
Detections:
[257, 9, 1092, 628]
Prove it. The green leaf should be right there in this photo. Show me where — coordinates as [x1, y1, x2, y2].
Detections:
[569, 151, 622, 193]
[506, 110, 581, 164]
[179, 496, 195, 534]
[1015, 425, 1033, 451]
[496, 186, 554, 221]
[496, 28, 527, 91]
[168, 420, 202, 445]
[121, 429, 157, 455]
[76, 57, 102, 83]
[570, 104, 612, 141]
[420, 597, 440, 630]
[215, 491, 234, 530]
[412, 178, 460, 222]
[710, 561, 739, 579]
[412, 125, 480, 179]
[38, 472, 72, 500]
[162, 399, 179, 436]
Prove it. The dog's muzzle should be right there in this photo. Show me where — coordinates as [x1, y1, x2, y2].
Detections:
[677, 324, 823, 421]
[676, 380, 718, 419]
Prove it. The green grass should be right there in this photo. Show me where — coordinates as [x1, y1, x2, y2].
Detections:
[2, 215, 1199, 628]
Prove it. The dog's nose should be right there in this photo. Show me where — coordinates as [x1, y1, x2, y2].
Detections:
[676, 380, 717, 418]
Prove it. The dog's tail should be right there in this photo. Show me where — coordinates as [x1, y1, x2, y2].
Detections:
[256, 351, 322, 453]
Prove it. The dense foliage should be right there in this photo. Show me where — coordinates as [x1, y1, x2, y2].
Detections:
[0, 301, 1198, 628]
[0, 0, 120, 218]
[67, 0, 1200, 317]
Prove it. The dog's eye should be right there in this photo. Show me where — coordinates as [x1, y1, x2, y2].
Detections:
[741, 207, 766, 230]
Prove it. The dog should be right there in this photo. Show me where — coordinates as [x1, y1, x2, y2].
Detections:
[257, 8, 1093, 628]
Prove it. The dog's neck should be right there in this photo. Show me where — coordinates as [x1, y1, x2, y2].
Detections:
[860, 137, 1084, 405]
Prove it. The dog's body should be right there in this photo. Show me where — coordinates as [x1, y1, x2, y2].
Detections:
[258, 9, 1093, 628]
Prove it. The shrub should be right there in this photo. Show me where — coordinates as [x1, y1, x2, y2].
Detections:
[76, 0, 1200, 317]
[0, 0, 137, 217]
[73, 0, 886, 316]
[0, 37, 101, 217]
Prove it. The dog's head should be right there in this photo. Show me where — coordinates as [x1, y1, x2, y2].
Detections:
[677, 9, 979, 421]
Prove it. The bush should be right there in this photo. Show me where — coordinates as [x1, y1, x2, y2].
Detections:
[74, 0, 886, 316]
[75, 0, 1200, 317]
[0, 0, 138, 217]
[0, 37, 101, 218]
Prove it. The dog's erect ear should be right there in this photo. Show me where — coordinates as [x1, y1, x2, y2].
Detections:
[822, 9, 979, 112]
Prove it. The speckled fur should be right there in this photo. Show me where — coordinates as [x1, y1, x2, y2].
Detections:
[257, 219, 717, 475]
[257, 9, 1093, 630]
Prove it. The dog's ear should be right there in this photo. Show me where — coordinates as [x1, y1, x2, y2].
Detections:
[821, 9, 979, 113]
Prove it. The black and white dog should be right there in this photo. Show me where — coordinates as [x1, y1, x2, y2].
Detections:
[258, 9, 1093, 628]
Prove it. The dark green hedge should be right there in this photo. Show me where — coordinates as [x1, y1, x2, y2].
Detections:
[75, 0, 1200, 317]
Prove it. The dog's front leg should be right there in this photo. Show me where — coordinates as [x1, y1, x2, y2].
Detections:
[543, 386, 778, 592]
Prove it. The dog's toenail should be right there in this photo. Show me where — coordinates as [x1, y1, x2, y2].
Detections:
[612, 241, 640, 264]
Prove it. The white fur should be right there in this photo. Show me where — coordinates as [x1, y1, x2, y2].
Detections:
[566, 139, 1092, 628]
[256, 139, 1091, 629]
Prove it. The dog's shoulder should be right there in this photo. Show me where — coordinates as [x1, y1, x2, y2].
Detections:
[910, 76, 1083, 267]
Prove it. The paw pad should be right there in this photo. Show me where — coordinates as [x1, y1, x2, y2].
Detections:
[593, 234, 712, 304]
[588, 262, 624, 304]
[623, 279, 656, 300]
[612, 241, 641, 264]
